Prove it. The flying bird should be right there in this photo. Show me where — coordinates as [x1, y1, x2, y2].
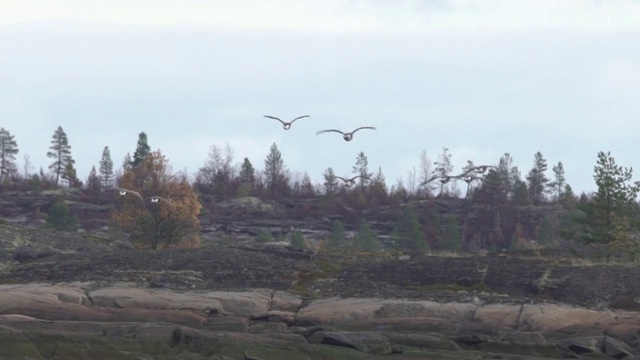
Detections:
[336, 175, 370, 188]
[316, 126, 376, 141]
[465, 165, 497, 175]
[264, 115, 310, 130]
[145, 196, 175, 208]
[105, 187, 145, 204]
[421, 175, 459, 186]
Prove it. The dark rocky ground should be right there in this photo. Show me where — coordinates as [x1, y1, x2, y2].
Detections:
[2, 218, 640, 311]
[2, 212, 640, 359]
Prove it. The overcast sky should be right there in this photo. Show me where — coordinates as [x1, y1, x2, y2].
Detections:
[2, 0, 640, 195]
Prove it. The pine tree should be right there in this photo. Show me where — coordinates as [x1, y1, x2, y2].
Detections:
[561, 184, 576, 207]
[46, 201, 78, 231]
[46, 126, 74, 187]
[323, 167, 338, 194]
[513, 177, 530, 206]
[353, 218, 378, 251]
[300, 172, 315, 197]
[526, 151, 549, 205]
[239, 157, 255, 186]
[394, 205, 427, 252]
[369, 167, 388, 204]
[264, 143, 287, 199]
[587, 151, 640, 261]
[86, 165, 102, 194]
[0, 127, 19, 183]
[62, 161, 81, 188]
[289, 230, 306, 249]
[352, 152, 373, 189]
[432, 147, 453, 196]
[236, 157, 255, 197]
[549, 161, 567, 202]
[99, 146, 114, 189]
[326, 220, 346, 249]
[131, 132, 151, 167]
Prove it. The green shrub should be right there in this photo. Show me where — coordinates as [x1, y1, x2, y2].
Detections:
[46, 201, 78, 231]
[289, 230, 306, 249]
[255, 229, 272, 243]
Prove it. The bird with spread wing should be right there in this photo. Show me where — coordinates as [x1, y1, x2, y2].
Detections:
[316, 126, 376, 141]
[264, 115, 310, 130]
[336, 175, 371, 188]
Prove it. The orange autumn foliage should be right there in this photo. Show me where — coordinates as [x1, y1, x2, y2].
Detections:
[111, 150, 202, 249]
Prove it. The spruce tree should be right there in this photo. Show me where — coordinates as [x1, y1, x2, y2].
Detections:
[289, 230, 306, 249]
[0, 127, 19, 182]
[264, 143, 286, 198]
[394, 205, 426, 252]
[353, 218, 378, 251]
[239, 157, 255, 186]
[46, 126, 74, 187]
[46, 201, 78, 231]
[131, 132, 151, 167]
[99, 146, 114, 189]
[326, 220, 346, 249]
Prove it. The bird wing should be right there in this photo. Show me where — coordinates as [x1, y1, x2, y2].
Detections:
[264, 115, 286, 124]
[351, 126, 377, 133]
[290, 115, 310, 123]
[316, 129, 345, 135]
[471, 165, 497, 174]
[146, 196, 174, 207]
[421, 175, 441, 185]
[113, 187, 143, 200]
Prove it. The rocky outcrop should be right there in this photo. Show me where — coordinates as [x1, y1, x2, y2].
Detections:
[1, 189, 568, 247]
[2, 220, 640, 359]
[1, 283, 639, 359]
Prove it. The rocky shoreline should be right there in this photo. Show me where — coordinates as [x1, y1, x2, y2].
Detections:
[1, 282, 639, 359]
[2, 219, 640, 359]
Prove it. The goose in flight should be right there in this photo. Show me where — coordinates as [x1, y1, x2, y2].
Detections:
[336, 175, 370, 188]
[264, 115, 310, 130]
[316, 126, 376, 141]
[106, 187, 145, 204]
[145, 196, 175, 208]
[465, 165, 497, 175]
[421, 175, 458, 186]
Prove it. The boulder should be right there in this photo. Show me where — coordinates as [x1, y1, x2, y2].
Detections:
[89, 287, 273, 317]
[518, 304, 616, 333]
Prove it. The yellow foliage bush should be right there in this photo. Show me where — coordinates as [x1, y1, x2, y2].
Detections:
[111, 150, 202, 249]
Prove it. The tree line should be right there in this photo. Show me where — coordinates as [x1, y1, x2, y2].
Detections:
[1, 126, 639, 261]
